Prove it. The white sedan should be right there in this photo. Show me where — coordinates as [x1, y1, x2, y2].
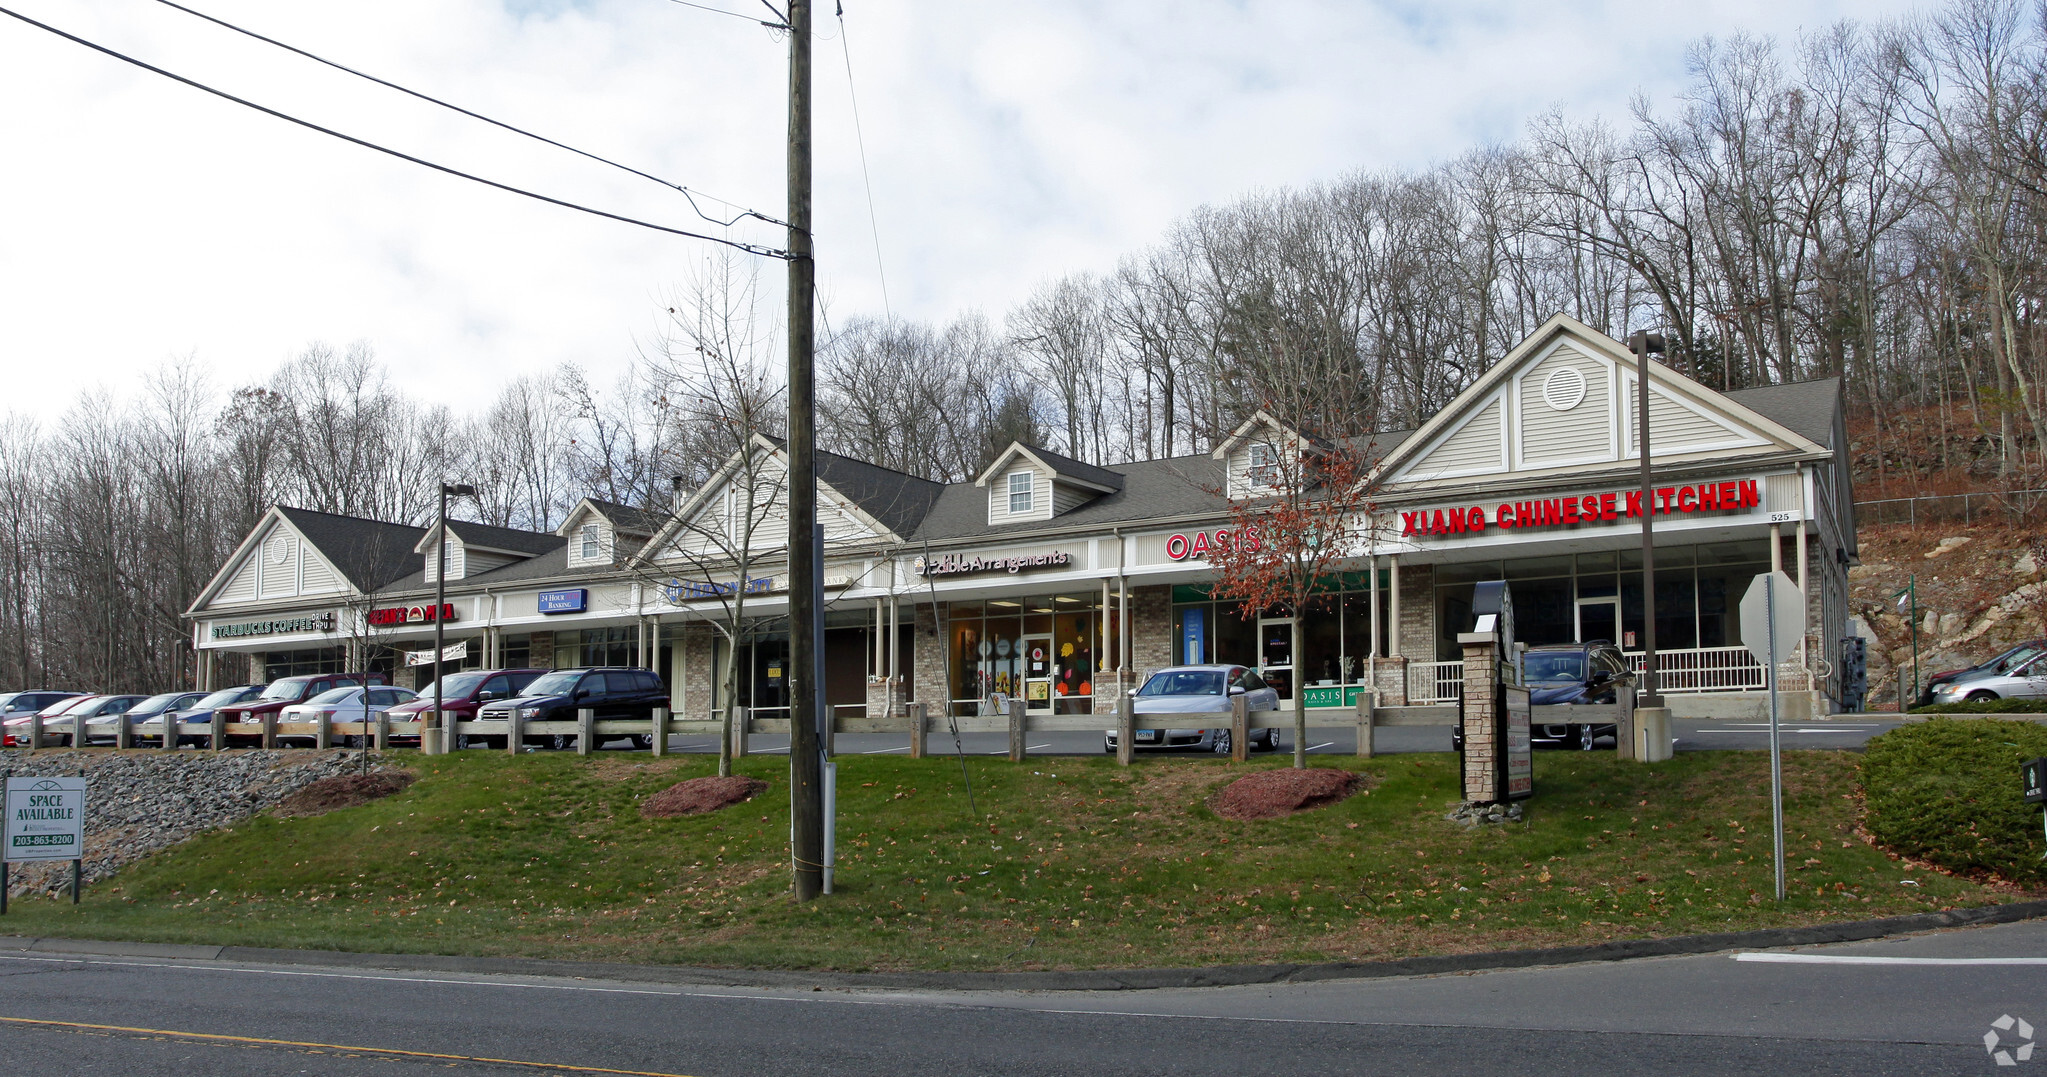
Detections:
[278, 686, 417, 744]
[1104, 664, 1283, 754]
[1927, 655, 2047, 704]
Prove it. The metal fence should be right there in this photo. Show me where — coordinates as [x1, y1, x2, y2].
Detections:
[1854, 489, 2047, 527]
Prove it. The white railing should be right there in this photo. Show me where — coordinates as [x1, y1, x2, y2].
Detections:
[1407, 661, 1465, 704]
[1623, 645, 1810, 694]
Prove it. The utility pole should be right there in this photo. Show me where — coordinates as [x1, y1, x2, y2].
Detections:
[1629, 331, 1665, 710]
[785, 0, 824, 902]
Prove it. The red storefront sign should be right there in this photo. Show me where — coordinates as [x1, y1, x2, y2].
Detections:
[1164, 527, 1261, 561]
[367, 603, 457, 626]
[1399, 479, 1762, 538]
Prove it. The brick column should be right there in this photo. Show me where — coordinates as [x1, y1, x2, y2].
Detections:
[912, 604, 949, 714]
[1372, 657, 1409, 706]
[1128, 585, 1172, 680]
[1396, 563, 1435, 661]
[1459, 632, 1500, 804]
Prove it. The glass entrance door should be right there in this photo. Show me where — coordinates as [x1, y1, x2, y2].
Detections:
[1576, 598, 1620, 647]
[1021, 633, 1055, 714]
[1258, 617, 1295, 699]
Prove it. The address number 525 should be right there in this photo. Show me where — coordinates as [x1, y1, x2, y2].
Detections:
[1766, 510, 1797, 524]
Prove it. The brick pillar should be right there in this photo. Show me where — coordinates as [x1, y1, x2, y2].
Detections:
[1372, 657, 1409, 706]
[912, 604, 949, 715]
[679, 624, 716, 721]
[1459, 632, 1500, 803]
[1128, 585, 1172, 681]
[1396, 563, 1435, 661]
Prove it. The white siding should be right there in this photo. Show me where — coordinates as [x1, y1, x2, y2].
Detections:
[425, 536, 467, 582]
[1766, 473, 1805, 515]
[1518, 345, 1613, 465]
[1407, 396, 1505, 478]
[1051, 482, 1093, 515]
[298, 552, 341, 594]
[988, 465, 1053, 524]
[257, 533, 297, 598]
[466, 551, 517, 575]
[218, 557, 259, 603]
[1626, 382, 1749, 454]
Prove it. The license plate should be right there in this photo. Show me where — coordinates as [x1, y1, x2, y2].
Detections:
[1136, 730, 1158, 742]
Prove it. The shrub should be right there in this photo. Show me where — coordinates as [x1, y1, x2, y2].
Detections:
[1909, 697, 2047, 715]
[1862, 718, 2047, 884]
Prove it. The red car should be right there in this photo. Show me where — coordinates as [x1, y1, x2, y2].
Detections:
[382, 668, 548, 748]
[214, 672, 388, 747]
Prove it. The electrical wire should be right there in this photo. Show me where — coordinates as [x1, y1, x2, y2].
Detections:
[836, 1, 892, 320]
[148, 0, 790, 231]
[0, 5, 791, 259]
[663, 0, 786, 29]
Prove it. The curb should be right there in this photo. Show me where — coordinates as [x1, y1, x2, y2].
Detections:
[7, 898, 2047, 992]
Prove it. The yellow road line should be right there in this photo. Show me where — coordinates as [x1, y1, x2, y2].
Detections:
[0, 1015, 699, 1076]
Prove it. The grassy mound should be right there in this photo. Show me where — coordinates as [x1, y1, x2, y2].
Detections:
[1909, 697, 2047, 715]
[0, 750, 2015, 971]
[273, 771, 415, 818]
[1863, 718, 2047, 883]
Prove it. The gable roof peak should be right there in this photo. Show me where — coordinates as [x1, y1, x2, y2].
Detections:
[973, 441, 1124, 493]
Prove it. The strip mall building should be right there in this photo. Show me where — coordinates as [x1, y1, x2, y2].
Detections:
[184, 316, 1859, 723]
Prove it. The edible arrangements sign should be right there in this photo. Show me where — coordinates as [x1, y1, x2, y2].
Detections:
[913, 550, 1074, 577]
[1400, 479, 1763, 538]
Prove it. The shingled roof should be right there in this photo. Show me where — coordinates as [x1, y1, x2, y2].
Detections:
[275, 507, 427, 593]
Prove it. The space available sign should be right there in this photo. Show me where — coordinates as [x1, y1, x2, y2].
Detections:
[4, 776, 85, 862]
[913, 550, 1074, 577]
[1400, 479, 1763, 538]
[212, 614, 335, 639]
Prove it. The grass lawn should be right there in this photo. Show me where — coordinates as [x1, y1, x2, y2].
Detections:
[0, 748, 2024, 972]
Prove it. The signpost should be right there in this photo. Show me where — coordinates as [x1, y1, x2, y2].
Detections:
[2, 776, 87, 911]
[2023, 757, 2047, 858]
[1739, 570, 1803, 903]
[1502, 683, 1533, 800]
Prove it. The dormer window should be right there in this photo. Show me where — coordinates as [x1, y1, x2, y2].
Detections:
[1248, 443, 1278, 486]
[1007, 471, 1034, 514]
[580, 524, 601, 560]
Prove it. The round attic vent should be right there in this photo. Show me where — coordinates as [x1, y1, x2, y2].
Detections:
[1543, 366, 1588, 412]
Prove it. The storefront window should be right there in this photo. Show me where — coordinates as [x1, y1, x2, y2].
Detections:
[263, 647, 346, 681]
[1172, 570, 1391, 694]
[579, 626, 635, 667]
[946, 594, 1098, 714]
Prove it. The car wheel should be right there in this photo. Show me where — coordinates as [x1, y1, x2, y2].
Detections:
[631, 733, 654, 751]
[549, 733, 575, 751]
[1967, 690, 1999, 702]
[1212, 730, 1232, 755]
[1577, 725, 1597, 751]
[1102, 739, 1115, 754]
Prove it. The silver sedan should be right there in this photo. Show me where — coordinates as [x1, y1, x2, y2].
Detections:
[1928, 656, 2047, 704]
[1104, 664, 1283, 754]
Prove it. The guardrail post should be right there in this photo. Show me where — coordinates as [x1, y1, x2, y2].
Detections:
[115, 713, 132, 750]
[74, 713, 88, 749]
[162, 718, 177, 751]
[209, 712, 225, 751]
[1008, 698, 1026, 762]
[732, 706, 750, 758]
[650, 707, 668, 757]
[1115, 695, 1134, 767]
[260, 713, 276, 750]
[908, 702, 926, 759]
[374, 711, 390, 752]
[26, 713, 40, 752]
[1355, 689, 1376, 759]
[1230, 695, 1249, 763]
[315, 712, 332, 750]
[577, 707, 594, 757]
[506, 709, 523, 754]
[445, 711, 463, 752]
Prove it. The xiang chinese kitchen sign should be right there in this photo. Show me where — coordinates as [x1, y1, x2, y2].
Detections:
[1400, 479, 1763, 538]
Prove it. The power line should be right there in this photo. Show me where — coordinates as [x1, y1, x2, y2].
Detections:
[149, 0, 788, 231]
[836, 3, 891, 320]
[663, 0, 786, 29]
[0, 5, 790, 259]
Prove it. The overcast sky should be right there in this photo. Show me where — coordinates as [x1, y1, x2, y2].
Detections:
[0, 0, 1924, 413]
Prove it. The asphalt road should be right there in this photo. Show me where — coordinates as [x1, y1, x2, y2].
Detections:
[626, 716, 1907, 759]
[2, 918, 2042, 1075]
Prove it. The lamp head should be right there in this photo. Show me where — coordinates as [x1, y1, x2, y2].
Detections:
[443, 483, 477, 497]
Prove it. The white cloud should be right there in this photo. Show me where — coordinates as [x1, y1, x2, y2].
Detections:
[0, 0, 1923, 411]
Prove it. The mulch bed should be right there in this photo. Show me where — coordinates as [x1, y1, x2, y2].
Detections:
[1209, 767, 1363, 821]
[272, 771, 416, 818]
[642, 776, 769, 818]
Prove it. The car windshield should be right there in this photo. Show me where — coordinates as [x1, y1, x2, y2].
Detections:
[1138, 670, 1226, 697]
[260, 677, 314, 701]
[416, 672, 488, 699]
[1994, 647, 2045, 674]
[194, 687, 252, 708]
[41, 696, 94, 716]
[523, 671, 582, 696]
[307, 687, 359, 704]
[1523, 652, 1589, 685]
[131, 693, 185, 714]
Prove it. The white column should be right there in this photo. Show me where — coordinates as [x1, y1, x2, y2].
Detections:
[1388, 554, 1402, 659]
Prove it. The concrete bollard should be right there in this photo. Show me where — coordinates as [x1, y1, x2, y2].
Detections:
[420, 727, 441, 755]
[1115, 695, 1135, 767]
[907, 701, 926, 760]
[209, 712, 225, 751]
[1230, 695, 1249, 763]
[1007, 697, 1026, 762]
[1355, 689, 1376, 760]
[115, 713, 132, 750]
[1633, 706, 1674, 763]
[260, 713, 277, 750]
[506, 710, 524, 755]
[650, 708, 668, 757]
[315, 712, 332, 750]
[576, 707, 594, 757]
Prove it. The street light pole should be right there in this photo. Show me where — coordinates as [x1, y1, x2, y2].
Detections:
[434, 483, 476, 753]
[785, 0, 824, 902]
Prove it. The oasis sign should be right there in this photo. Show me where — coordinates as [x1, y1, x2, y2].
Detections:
[367, 603, 456, 626]
[1400, 479, 1763, 538]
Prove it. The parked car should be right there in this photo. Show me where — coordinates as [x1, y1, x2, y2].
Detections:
[83, 691, 205, 745]
[0, 691, 85, 723]
[278, 686, 418, 744]
[475, 667, 669, 750]
[142, 684, 268, 747]
[21, 694, 148, 746]
[1453, 641, 1635, 752]
[1926, 652, 2047, 705]
[3, 693, 110, 747]
[384, 668, 548, 748]
[1103, 664, 1282, 754]
[214, 673, 389, 747]
[1920, 641, 2047, 706]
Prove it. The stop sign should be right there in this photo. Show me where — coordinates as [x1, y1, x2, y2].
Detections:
[1738, 571, 1804, 667]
